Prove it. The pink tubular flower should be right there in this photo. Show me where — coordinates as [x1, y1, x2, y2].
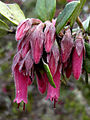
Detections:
[46, 63, 62, 106]
[61, 29, 73, 63]
[16, 18, 41, 41]
[72, 33, 84, 80]
[12, 17, 62, 108]
[47, 42, 60, 76]
[30, 23, 45, 64]
[16, 19, 32, 41]
[44, 21, 56, 53]
[36, 71, 48, 94]
[14, 65, 31, 104]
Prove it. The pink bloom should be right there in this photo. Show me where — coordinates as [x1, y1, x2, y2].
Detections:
[72, 48, 83, 80]
[61, 29, 73, 63]
[46, 63, 62, 105]
[16, 19, 32, 41]
[44, 21, 56, 53]
[36, 71, 48, 94]
[72, 33, 84, 80]
[47, 42, 59, 76]
[16, 18, 41, 41]
[30, 23, 45, 64]
[14, 65, 32, 104]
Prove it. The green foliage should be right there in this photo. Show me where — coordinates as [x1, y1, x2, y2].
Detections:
[56, 1, 79, 34]
[0, 1, 25, 25]
[43, 60, 56, 88]
[70, 0, 86, 26]
[35, 0, 56, 22]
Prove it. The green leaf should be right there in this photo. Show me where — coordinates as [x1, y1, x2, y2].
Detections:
[35, 0, 56, 22]
[84, 58, 90, 73]
[85, 42, 90, 59]
[83, 16, 90, 34]
[56, 1, 79, 34]
[42, 60, 56, 88]
[70, 0, 86, 26]
[0, 1, 25, 25]
[0, 19, 9, 31]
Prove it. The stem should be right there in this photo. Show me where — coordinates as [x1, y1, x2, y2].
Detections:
[76, 17, 85, 32]
[85, 72, 88, 84]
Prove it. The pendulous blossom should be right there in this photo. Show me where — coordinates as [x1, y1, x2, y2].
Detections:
[72, 33, 84, 80]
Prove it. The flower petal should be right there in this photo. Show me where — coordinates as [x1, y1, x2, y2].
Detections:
[61, 29, 73, 63]
[47, 42, 60, 76]
[72, 48, 83, 80]
[12, 50, 21, 73]
[16, 19, 32, 41]
[30, 23, 45, 64]
[46, 63, 62, 102]
[36, 71, 48, 94]
[14, 65, 28, 104]
[75, 33, 84, 56]
[44, 21, 56, 53]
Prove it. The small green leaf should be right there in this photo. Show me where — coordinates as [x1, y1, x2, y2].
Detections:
[0, 19, 9, 31]
[0, 1, 25, 25]
[42, 60, 56, 88]
[84, 58, 90, 73]
[85, 42, 90, 59]
[56, 1, 79, 34]
[35, 0, 56, 22]
[70, 0, 86, 26]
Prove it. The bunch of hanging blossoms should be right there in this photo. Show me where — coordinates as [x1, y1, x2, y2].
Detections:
[12, 17, 85, 109]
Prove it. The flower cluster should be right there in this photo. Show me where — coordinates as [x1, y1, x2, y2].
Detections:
[12, 18, 84, 109]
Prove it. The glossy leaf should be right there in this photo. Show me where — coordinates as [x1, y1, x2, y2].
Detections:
[0, 1, 25, 25]
[56, 1, 79, 34]
[84, 58, 90, 73]
[70, 0, 86, 26]
[43, 60, 56, 88]
[35, 0, 56, 21]
[85, 42, 90, 59]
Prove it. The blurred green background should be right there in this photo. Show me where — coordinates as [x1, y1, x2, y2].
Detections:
[0, 0, 90, 120]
